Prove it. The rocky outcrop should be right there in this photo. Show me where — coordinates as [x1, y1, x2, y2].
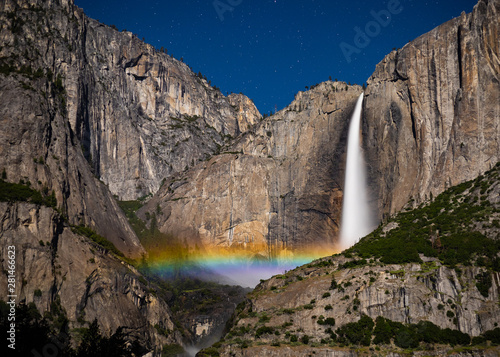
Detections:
[228, 93, 261, 133]
[71, 22, 261, 200]
[364, 0, 500, 218]
[250, 261, 499, 337]
[0, 202, 182, 353]
[141, 83, 362, 258]
[214, 346, 500, 357]
[1, 0, 260, 208]
[208, 254, 500, 356]
[0, 0, 145, 257]
[178, 285, 250, 349]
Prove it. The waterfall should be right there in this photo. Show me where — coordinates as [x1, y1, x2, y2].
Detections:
[340, 93, 373, 250]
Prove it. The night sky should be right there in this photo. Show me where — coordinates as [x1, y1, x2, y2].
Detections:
[74, 0, 477, 114]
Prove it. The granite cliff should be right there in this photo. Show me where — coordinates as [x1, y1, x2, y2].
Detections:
[141, 0, 500, 258]
[141, 83, 363, 259]
[0, 0, 144, 258]
[0, 201, 183, 355]
[364, 0, 500, 218]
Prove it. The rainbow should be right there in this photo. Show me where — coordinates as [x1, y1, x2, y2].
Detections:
[144, 247, 339, 287]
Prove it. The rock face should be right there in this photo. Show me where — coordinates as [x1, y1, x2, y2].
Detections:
[71, 25, 260, 201]
[0, 0, 144, 258]
[1, 0, 260, 204]
[0, 202, 182, 353]
[210, 255, 500, 356]
[143, 0, 500, 257]
[141, 83, 362, 258]
[173, 284, 250, 349]
[364, 0, 500, 218]
[252, 261, 499, 337]
[2, 0, 498, 260]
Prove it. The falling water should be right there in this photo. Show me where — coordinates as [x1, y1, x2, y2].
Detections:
[340, 93, 373, 250]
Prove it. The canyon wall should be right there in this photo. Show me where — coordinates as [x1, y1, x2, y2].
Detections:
[364, 0, 500, 217]
[141, 83, 362, 258]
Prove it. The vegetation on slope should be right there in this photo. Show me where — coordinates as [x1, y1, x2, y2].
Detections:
[117, 199, 188, 263]
[347, 162, 500, 269]
[70, 225, 125, 258]
[207, 297, 500, 354]
[0, 178, 57, 208]
[0, 177, 128, 259]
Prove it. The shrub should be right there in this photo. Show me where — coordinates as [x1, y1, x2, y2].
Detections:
[339, 259, 367, 270]
[472, 336, 486, 345]
[322, 292, 331, 298]
[440, 328, 471, 346]
[373, 316, 391, 345]
[475, 271, 492, 297]
[395, 327, 419, 349]
[324, 305, 333, 311]
[71, 225, 124, 257]
[415, 320, 441, 344]
[255, 326, 273, 338]
[330, 278, 338, 290]
[198, 347, 220, 356]
[258, 313, 270, 323]
[0, 179, 56, 208]
[324, 317, 336, 326]
[300, 335, 310, 344]
[483, 328, 500, 344]
[290, 334, 298, 342]
[336, 315, 373, 346]
[34, 289, 42, 297]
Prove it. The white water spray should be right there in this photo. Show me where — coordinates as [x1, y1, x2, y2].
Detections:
[340, 93, 373, 250]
